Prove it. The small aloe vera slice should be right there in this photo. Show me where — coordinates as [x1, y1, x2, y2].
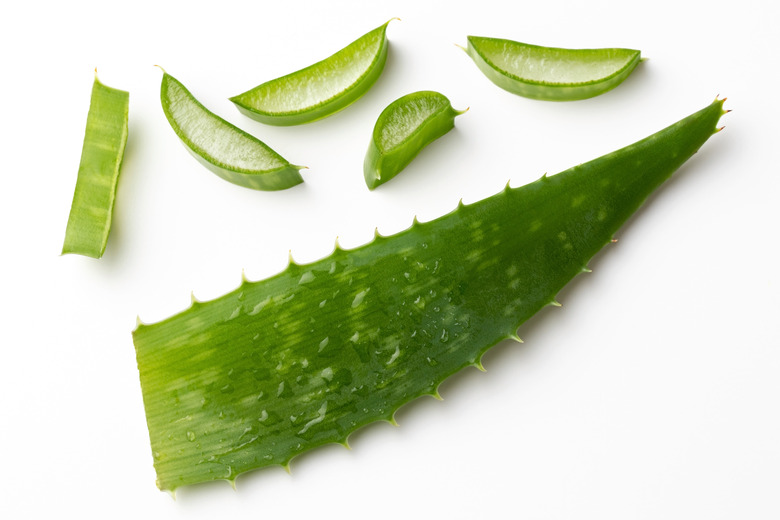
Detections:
[160, 71, 303, 191]
[229, 20, 394, 126]
[62, 70, 129, 258]
[465, 36, 641, 101]
[364, 91, 466, 189]
[134, 99, 725, 492]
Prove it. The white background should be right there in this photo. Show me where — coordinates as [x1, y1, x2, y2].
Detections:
[2, 0, 778, 518]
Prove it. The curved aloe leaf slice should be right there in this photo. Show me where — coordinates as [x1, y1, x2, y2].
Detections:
[62, 70, 129, 258]
[160, 71, 303, 191]
[465, 36, 642, 101]
[229, 20, 394, 126]
[364, 90, 466, 190]
[134, 99, 725, 492]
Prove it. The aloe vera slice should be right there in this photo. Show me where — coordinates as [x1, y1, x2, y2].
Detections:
[62, 71, 129, 258]
[465, 36, 642, 101]
[229, 20, 393, 126]
[134, 99, 725, 491]
[160, 71, 303, 191]
[364, 91, 466, 189]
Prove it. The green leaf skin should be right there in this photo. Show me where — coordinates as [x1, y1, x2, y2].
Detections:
[466, 36, 642, 101]
[134, 99, 725, 492]
[62, 71, 129, 258]
[160, 72, 303, 191]
[229, 20, 393, 126]
[364, 91, 466, 190]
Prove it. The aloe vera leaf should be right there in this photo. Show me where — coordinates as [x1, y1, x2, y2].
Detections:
[134, 99, 726, 491]
[364, 91, 466, 190]
[229, 20, 394, 126]
[62, 71, 129, 258]
[160, 71, 304, 191]
[465, 36, 642, 101]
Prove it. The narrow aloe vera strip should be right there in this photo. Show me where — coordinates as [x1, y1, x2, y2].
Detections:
[465, 36, 642, 101]
[134, 99, 725, 491]
[160, 71, 303, 191]
[364, 91, 466, 189]
[229, 20, 394, 126]
[62, 71, 129, 258]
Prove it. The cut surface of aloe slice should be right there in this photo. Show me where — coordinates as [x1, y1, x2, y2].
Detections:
[134, 99, 725, 492]
[160, 71, 303, 191]
[466, 36, 641, 101]
[230, 20, 393, 125]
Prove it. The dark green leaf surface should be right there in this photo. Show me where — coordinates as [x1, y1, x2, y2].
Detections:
[62, 72, 129, 258]
[134, 99, 725, 492]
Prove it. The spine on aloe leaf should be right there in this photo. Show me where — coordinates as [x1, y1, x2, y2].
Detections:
[134, 99, 726, 492]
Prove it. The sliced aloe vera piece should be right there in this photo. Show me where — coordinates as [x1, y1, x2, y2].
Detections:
[465, 36, 642, 101]
[134, 99, 726, 492]
[160, 71, 303, 191]
[364, 90, 466, 189]
[62, 70, 129, 258]
[230, 20, 394, 126]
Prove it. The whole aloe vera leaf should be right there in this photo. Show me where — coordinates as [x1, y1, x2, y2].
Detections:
[134, 99, 725, 492]
[62, 71, 129, 258]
